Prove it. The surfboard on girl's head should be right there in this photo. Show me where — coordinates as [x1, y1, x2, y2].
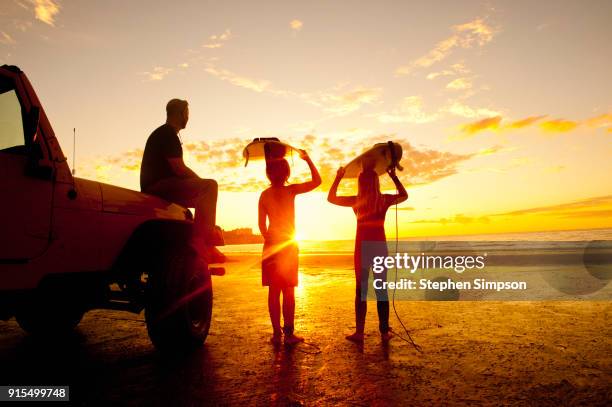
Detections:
[242, 137, 300, 166]
[342, 141, 403, 178]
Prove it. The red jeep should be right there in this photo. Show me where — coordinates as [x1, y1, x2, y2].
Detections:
[0, 65, 215, 351]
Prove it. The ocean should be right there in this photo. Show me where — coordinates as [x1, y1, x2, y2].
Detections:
[222, 227, 612, 254]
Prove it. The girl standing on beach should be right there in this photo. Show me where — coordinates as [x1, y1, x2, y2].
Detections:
[328, 165, 408, 343]
[258, 150, 321, 345]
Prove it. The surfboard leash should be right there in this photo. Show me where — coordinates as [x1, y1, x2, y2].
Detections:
[390, 165, 422, 353]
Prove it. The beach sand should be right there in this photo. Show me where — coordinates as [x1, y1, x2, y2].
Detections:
[0, 253, 610, 405]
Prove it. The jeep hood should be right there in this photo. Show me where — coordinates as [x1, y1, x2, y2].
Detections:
[99, 182, 190, 220]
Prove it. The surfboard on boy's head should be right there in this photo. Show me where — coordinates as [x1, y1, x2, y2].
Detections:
[342, 141, 403, 178]
[243, 138, 300, 166]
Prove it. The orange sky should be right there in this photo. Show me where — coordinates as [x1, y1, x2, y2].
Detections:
[1, 1, 611, 240]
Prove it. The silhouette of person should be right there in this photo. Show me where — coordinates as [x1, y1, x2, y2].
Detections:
[328, 164, 408, 343]
[140, 99, 225, 263]
[258, 149, 321, 345]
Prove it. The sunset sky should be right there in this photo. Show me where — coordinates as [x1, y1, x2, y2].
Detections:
[2, 0, 611, 240]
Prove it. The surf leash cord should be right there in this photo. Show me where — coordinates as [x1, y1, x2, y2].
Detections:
[389, 151, 422, 353]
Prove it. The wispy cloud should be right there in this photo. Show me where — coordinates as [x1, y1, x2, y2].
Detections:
[31, 0, 60, 26]
[539, 118, 578, 133]
[141, 66, 173, 81]
[410, 214, 491, 225]
[299, 85, 382, 116]
[0, 32, 16, 45]
[460, 115, 502, 135]
[396, 18, 495, 76]
[455, 112, 611, 138]
[290, 19, 303, 31]
[427, 62, 469, 80]
[411, 195, 612, 225]
[493, 195, 612, 218]
[443, 101, 501, 119]
[372, 96, 438, 124]
[446, 77, 472, 90]
[204, 64, 271, 92]
[506, 115, 547, 129]
[203, 61, 380, 115]
[203, 28, 232, 49]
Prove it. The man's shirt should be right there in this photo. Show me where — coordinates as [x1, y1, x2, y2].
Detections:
[140, 123, 182, 191]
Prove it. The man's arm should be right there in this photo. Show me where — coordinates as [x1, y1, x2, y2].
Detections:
[168, 157, 199, 178]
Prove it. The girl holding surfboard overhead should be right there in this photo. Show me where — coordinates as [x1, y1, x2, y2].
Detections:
[258, 145, 321, 346]
[328, 143, 408, 343]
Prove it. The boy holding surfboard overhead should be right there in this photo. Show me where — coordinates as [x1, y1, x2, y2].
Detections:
[328, 143, 408, 343]
[258, 147, 321, 345]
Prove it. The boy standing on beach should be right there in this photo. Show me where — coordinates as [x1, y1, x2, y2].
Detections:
[258, 149, 321, 345]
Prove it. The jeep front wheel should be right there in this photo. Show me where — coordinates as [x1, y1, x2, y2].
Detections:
[145, 245, 213, 351]
[16, 292, 84, 335]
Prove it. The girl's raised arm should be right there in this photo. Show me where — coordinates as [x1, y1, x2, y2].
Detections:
[327, 167, 356, 207]
[290, 150, 322, 194]
[384, 166, 408, 206]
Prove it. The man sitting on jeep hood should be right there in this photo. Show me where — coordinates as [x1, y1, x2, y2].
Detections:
[140, 98, 226, 263]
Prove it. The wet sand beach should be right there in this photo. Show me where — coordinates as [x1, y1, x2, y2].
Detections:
[0, 253, 610, 405]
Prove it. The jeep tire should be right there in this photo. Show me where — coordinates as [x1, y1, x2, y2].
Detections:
[145, 245, 213, 352]
[15, 288, 85, 335]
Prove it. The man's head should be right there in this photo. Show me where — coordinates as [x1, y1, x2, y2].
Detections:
[166, 98, 189, 130]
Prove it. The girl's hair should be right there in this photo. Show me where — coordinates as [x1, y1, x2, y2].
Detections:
[356, 169, 384, 216]
[266, 158, 290, 186]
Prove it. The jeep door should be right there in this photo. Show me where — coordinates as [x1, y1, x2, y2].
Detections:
[0, 73, 53, 261]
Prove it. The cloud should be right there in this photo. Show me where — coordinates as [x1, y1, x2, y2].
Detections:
[203, 29, 232, 49]
[455, 112, 612, 138]
[411, 195, 612, 225]
[474, 144, 515, 156]
[0, 32, 16, 45]
[446, 77, 472, 90]
[290, 19, 303, 31]
[31, 0, 60, 26]
[299, 85, 382, 116]
[141, 66, 173, 81]
[204, 64, 271, 92]
[443, 101, 501, 119]
[203, 62, 380, 115]
[427, 62, 469, 80]
[506, 115, 547, 129]
[396, 18, 495, 75]
[460, 115, 502, 135]
[583, 113, 612, 129]
[539, 119, 578, 133]
[493, 195, 612, 218]
[81, 134, 492, 193]
[410, 214, 491, 225]
[373, 96, 438, 124]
